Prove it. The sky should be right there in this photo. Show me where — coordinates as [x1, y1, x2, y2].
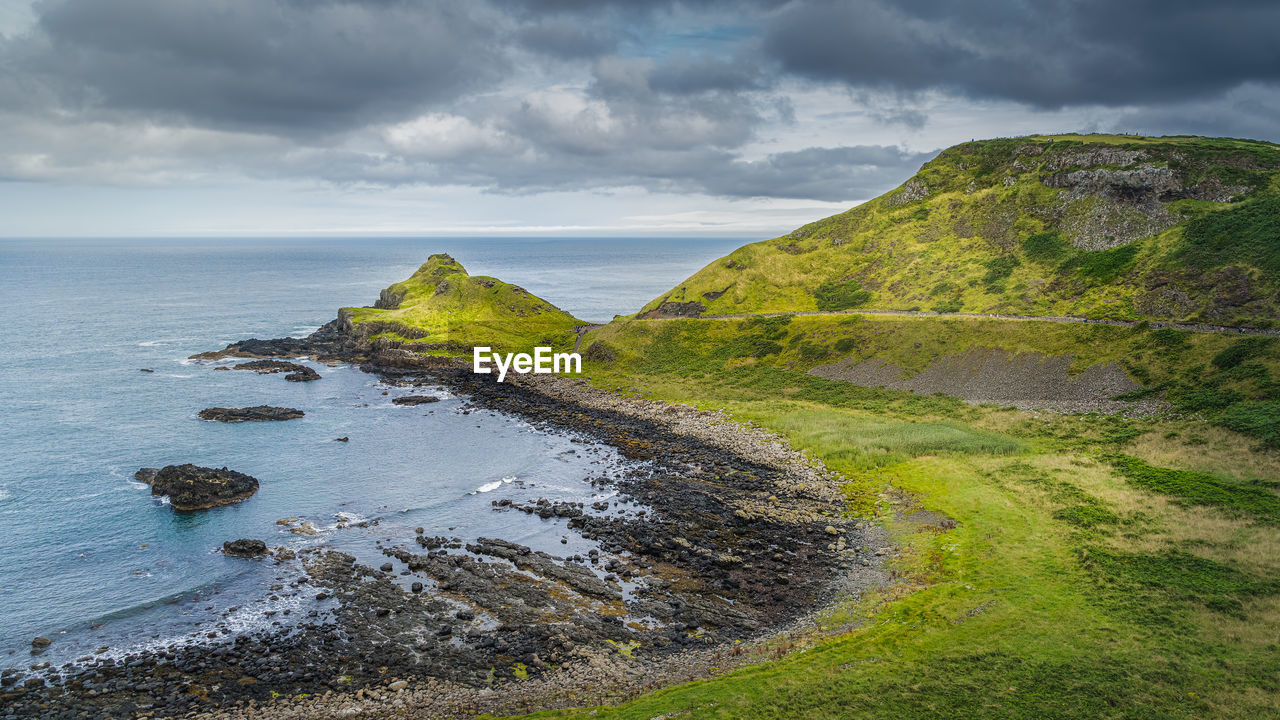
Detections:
[2, 0, 1279, 238]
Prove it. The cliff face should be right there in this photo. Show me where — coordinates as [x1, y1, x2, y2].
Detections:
[641, 134, 1280, 327]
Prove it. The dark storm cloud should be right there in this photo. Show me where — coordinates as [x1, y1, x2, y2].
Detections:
[12, 0, 506, 133]
[513, 19, 619, 59]
[764, 0, 1280, 107]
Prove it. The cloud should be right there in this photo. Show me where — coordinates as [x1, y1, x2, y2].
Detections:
[10, 0, 507, 133]
[764, 0, 1280, 108]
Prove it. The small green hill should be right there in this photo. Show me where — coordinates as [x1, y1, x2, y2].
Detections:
[341, 253, 582, 353]
[641, 134, 1280, 327]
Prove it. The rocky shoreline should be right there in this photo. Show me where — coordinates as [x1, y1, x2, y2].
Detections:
[3, 330, 889, 720]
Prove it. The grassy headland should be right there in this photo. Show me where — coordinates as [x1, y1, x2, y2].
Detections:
[639, 135, 1280, 328]
[341, 253, 583, 354]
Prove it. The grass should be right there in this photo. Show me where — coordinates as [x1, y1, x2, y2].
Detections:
[481, 311, 1280, 720]
[343, 253, 582, 354]
[1103, 454, 1280, 524]
[636, 134, 1280, 327]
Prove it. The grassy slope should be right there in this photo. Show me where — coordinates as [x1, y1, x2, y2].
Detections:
[488, 319, 1280, 720]
[343, 253, 583, 354]
[641, 134, 1280, 327]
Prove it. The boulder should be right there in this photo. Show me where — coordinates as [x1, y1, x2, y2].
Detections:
[135, 464, 260, 511]
[198, 406, 304, 423]
[222, 539, 269, 557]
[392, 395, 441, 406]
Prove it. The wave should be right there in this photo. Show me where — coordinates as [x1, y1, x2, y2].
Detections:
[470, 476, 517, 494]
[137, 339, 169, 347]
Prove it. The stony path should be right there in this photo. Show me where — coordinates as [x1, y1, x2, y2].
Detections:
[656, 308, 1280, 337]
[573, 324, 605, 352]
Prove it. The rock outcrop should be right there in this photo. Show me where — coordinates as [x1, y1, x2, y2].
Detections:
[135, 464, 260, 511]
[222, 539, 269, 557]
[198, 406, 304, 422]
[391, 395, 440, 405]
[230, 359, 320, 382]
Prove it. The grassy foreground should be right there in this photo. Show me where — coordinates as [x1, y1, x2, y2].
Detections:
[487, 316, 1280, 720]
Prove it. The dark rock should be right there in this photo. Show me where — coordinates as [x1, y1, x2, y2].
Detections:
[198, 406, 304, 423]
[411, 582, 423, 593]
[31, 637, 51, 649]
[391, 395, 441, 406]
[334, 437, 349, 442]
[134, 464, 260, 511]
[230, 360, 320, 382]
[222, 539, 269, 558]
[379, 563, 393, 572]
[637, 300, 705, 319]
[139, 368, 154, 373]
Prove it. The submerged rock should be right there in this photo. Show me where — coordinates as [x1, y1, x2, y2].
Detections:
[135, 464, 260, 511]
[198, 405, 304, 422]
[231, 359, 320, 382]
[391, 395, 440, 405]
[222, 539, 269, 557]
[31, 637, 51, 649]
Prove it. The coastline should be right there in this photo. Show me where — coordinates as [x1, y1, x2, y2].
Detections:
[3, 334, 890, 719]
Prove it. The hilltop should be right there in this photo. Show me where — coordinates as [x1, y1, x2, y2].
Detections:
[339, 253, 583, 353]
[641, 134, 1280, 327]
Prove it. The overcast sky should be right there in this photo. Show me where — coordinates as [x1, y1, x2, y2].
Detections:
[2, 0, 1278, 237]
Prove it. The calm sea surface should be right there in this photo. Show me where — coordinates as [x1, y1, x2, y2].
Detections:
[0, 236, 746, 668]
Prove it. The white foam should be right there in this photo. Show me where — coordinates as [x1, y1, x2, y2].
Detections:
[138, 339, 167, 347]
[471, 475, 516, 494]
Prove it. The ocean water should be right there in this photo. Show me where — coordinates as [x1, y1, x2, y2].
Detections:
[0, 236, 746, 668]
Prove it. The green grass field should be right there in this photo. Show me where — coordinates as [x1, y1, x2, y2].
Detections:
[477, 315, 1280, 720]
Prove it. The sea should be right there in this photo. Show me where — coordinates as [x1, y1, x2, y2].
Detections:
[0, 236, 746, 670]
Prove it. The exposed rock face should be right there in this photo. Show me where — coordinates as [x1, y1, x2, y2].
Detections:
[638, 300, 706, 319]
[391, 395, 440, 405]
[231, 359, 320, 382]
[374, 288, 404, 310]
[198, 406, 304, 422]
[135, 464, 260, 511]
[222, 539, 268, 557]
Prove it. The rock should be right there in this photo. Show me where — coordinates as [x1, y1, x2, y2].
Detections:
[391, 395, 440, 406]
[824, 525, 839, 535]
[334, 436, 349, 442]
[388, 680, 408, 691]
[231, 359, 320, 382]
[31, 637, 51, 649]
[198, 406, 304, 423]
[139, 368, 154, 373]
[380, 563, 393, 572]
[410, 582, 423, 593]
[135, 464, 260, 511]
[222, 539, 268, 558]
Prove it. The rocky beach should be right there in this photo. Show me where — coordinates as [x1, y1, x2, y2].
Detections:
[1, 319, 885, 720]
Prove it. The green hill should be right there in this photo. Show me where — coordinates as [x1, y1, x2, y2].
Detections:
[641, 134, 1280, 327]
[340, 253, 582, 353]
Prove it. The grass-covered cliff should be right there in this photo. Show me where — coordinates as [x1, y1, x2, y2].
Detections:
[641, 134, 1280, 327]
[340, 253, 582, 353]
